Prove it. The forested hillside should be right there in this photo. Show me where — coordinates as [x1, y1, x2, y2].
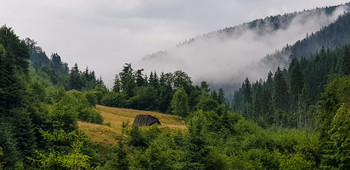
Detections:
[262, 11, 350, 67]
[233, 45, 350, 129]
[0, 26, 104, 169]
[1, 3, 350, 169]
[26, 38, 105, 91]
[138, 3, 350, 92]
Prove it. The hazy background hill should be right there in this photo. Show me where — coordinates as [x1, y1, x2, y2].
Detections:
[135, 3, 350, 94]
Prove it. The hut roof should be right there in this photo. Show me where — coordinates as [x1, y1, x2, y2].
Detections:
[133, 115, 161, 126]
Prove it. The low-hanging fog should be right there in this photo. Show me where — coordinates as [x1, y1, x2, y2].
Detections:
[135, 5, 349, 92]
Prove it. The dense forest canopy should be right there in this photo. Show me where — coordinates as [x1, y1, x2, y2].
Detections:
[1, 3, 350, 169]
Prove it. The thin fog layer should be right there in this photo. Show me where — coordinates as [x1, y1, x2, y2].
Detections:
[135, 6, 349, 89]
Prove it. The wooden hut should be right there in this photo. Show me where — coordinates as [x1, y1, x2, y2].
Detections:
[133, 115, 161, 126]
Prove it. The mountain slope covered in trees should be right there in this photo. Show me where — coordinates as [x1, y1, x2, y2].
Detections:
[262, 11, 350, 69]
[137, 3, 350, 91]
[234, 44, 350, 128]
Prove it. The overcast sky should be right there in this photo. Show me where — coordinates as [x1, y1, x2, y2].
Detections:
[0, 0, 348, 87]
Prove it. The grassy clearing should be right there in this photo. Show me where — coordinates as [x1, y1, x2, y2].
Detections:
[79, 105, 187, 145]
[78, 121, 119, 145]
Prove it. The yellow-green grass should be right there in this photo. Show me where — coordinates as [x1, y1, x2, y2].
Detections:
[78, 105, 187, 145]
[78, 121, 119, 145]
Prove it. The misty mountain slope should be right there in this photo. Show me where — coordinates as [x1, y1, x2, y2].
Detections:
[290, 12, 350, 59]
[262, 11, 350, 69]
[135, 3, 350, 91]
[180, 3, 346, 47]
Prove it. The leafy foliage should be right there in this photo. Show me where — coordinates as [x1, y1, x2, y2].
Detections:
[171, 88, 190, 117]
[319, 76, 350, 169]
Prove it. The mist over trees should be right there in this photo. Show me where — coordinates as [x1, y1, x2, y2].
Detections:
[136, 3, 350, 93]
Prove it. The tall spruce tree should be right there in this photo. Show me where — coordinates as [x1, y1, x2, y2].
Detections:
[242, 77, 252, 117]
[119, 63, 136, 97]
[289, 59, 304, 111]
[69, 63, 84, 90]
[0, 25, 36, 168]
[253, 82, 264, 118]
[340, 46, 350, 75]
[149, 71, 160, 88]
[273, 67, 289, 112]
[135, 69, 147, 87]
[319, 76, 350, 169]
[113, 74, 121, 93]
[159, 72, 174, 113]
[217, 88, 225, 104]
